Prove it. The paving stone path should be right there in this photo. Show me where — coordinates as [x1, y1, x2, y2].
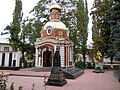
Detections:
[1, 69, 120, 90]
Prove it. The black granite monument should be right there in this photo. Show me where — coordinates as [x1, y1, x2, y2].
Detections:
[62, 66, 84, 79]
[46, 50, 67, 86]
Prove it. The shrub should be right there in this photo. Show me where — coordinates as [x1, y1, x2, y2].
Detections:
[75, 60, 85, 69]
[0, 72, 8, 90]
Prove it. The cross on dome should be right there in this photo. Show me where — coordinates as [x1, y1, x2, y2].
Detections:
[51, 0, 57, 5]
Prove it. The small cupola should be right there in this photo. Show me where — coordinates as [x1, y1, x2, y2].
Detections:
[49, 0, 61, 21]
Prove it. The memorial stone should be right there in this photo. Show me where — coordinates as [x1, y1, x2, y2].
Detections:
[46, 50, 67, 86]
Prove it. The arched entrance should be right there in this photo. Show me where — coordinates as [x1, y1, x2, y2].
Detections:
[43, 49, 52, 67]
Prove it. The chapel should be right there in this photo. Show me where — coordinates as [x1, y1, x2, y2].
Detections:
[35, 0, 73, 67]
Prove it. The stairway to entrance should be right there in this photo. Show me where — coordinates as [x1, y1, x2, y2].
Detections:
[31, 67, 52, 72]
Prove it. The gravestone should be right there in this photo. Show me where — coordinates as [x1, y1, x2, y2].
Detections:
[62, 66, 84, 79]
[46, 50, 67, 86]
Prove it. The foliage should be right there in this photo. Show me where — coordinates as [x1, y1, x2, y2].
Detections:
[0, 73, 38, 90]
[0, 72, 15, 90]
[91, 0, 115, 55]
[10, 82, 14, 90]
[4, 0, 23, 51]
[75, 60, 85, 69]
[75, 0, 89, 66]
[86, 62, 94, 69]
[28, 0, 51, 41]
[0, 72, 8, 90]
[108, 1, 120, 61]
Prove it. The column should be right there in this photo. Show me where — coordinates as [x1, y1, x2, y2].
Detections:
[35, 48, 38, 67]
[54, 45, 57, 52]
[16, 52, 20, 67]
[12, 52, 17, 67]
[68, 46, 70, 67]
[0, 53, 2, 66]
[70, 45, 73, 65]
[38, 49, 41, 67]
[5, 53, 9, 66]
[66, 46, 68, 67]
[60, 46, 64, 67]
[16, 51, 21, 67]
[40, 49, 42, 67]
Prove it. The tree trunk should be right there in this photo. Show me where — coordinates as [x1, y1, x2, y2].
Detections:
[110, 56, 113, 64]
[21, 49, 24, 67]
[83, 53, 86, 68]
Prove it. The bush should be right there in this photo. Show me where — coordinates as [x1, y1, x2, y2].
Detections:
[86, 62, 94, 69]
[0, 75, 36, 90]
[75, 61, 85, 69]
[0, 72, 8, 90]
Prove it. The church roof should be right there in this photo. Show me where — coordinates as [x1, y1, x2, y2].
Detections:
[43, 21, 68, 31]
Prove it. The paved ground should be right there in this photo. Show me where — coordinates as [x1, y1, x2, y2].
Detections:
[1, 69, 120, 90]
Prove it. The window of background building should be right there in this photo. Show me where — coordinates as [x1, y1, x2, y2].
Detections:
[4, 47, 9, 51]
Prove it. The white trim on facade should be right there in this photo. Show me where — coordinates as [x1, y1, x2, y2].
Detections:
[60, 46, 64, 67]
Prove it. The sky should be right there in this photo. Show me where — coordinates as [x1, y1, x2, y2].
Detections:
[0, 0, 94, 45]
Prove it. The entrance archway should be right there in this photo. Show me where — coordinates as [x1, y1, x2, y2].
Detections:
[43, 50, 52, 67]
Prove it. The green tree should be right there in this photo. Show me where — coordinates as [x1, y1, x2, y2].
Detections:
[91, 0, 115, 57]
[76, 0, 89, 67]
[19, 18, 36, 67]
[108, 0, 120, 62]
[59, 0, 78, 60]
[28, 0, 50, 40]
[4, 0, 23, 51]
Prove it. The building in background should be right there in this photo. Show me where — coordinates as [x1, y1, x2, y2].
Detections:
[35, 1, 73, 67]
[0, 43, 20, 70]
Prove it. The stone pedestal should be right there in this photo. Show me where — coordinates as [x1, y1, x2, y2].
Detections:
[46, 67, 67, 86]
[93, 63, 105, 73]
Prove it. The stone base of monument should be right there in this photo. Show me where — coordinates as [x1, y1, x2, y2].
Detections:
[46, 67, 67, 86]
[46, 74, 67, 86]
[92, 63, 105, 73]
[92, 69, 105, 73]
[113, 69, 120, 82]
[61, 66, 84, 79]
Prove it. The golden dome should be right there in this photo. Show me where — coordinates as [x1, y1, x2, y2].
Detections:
[51, 9, 59, 12]
[50, 3, 61, 12]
